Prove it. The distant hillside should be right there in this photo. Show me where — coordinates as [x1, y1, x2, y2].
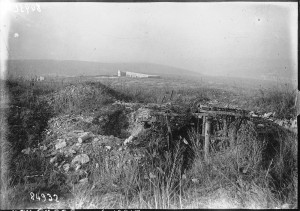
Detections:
[7, 60, 203, 79]
[200, 57, 296, 82]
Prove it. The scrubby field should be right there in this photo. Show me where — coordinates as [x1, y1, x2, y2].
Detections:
[0, 76, 298, 209]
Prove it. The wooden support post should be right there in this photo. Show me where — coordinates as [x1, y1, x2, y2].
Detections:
[202, 117, 206, 136]
[196, 117, 200, 134]
[204, 116, 212, 163]
[218, 120, 222, 131]
[223, 118, 228, 137]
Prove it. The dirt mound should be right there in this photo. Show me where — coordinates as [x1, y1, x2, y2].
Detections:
[48, 82, 132, 114]
[20, 102, 164, 187]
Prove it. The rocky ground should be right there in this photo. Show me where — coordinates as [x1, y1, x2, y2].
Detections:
[20, 103, 153, 187]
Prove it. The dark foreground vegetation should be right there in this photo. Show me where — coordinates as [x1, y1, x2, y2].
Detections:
[0, 76, 298, 209]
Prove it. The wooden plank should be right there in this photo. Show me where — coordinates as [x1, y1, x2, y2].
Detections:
[197, 104, 249, 112]
[231, 125, 238, 148]
[153, 112, 185, 117]
[202, 117, 206, 136]
[197, 110, 249, 117]
[193, 113, 209, 118]
[223, 118, 228, 137]
[204, 117, 212, 163]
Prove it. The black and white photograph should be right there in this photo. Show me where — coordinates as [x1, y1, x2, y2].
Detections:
[0, 0, 298, 209]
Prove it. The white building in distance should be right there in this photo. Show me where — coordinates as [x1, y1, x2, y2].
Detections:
[117, 70, 160, 78]
[36, 76, 45, 81]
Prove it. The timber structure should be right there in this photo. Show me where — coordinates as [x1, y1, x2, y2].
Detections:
[114, 101, 296, 163]
[148, 103, 258, 163]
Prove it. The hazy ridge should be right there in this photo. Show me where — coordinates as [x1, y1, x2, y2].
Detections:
[7, 60, 203, 78]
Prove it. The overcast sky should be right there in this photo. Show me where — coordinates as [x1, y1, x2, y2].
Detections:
[3, 2, 298, 78]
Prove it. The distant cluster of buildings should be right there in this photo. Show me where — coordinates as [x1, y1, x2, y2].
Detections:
[260, 73, 279, 81]
[25, 75, 45, 81]
[35, 76, 45, 81]
[8, 74, 45, 81]
[117, 70, 160, 78]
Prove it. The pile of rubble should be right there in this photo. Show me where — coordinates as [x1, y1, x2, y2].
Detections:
[249, 111, 297, 132]
[21, 102, 156, 185]
[22, 129, 125, 183]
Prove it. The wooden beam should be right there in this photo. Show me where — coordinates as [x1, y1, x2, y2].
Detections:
[151, 111, 249, 119]
[197, 110, 249, 117]
[223, 118, 228, 137]
[194, 113, 209, 118]
[154, 112, 185, 117]
[204, 117, 212, 163]
[202, 117, 206, 136]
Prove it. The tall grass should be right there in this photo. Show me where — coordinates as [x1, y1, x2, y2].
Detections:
[101, 77, 214, 105]
[187, 118, 298, 209]
[2, 78, 69, 208]
[5, 79, 55, 183]
[253, 83, 297, 119]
